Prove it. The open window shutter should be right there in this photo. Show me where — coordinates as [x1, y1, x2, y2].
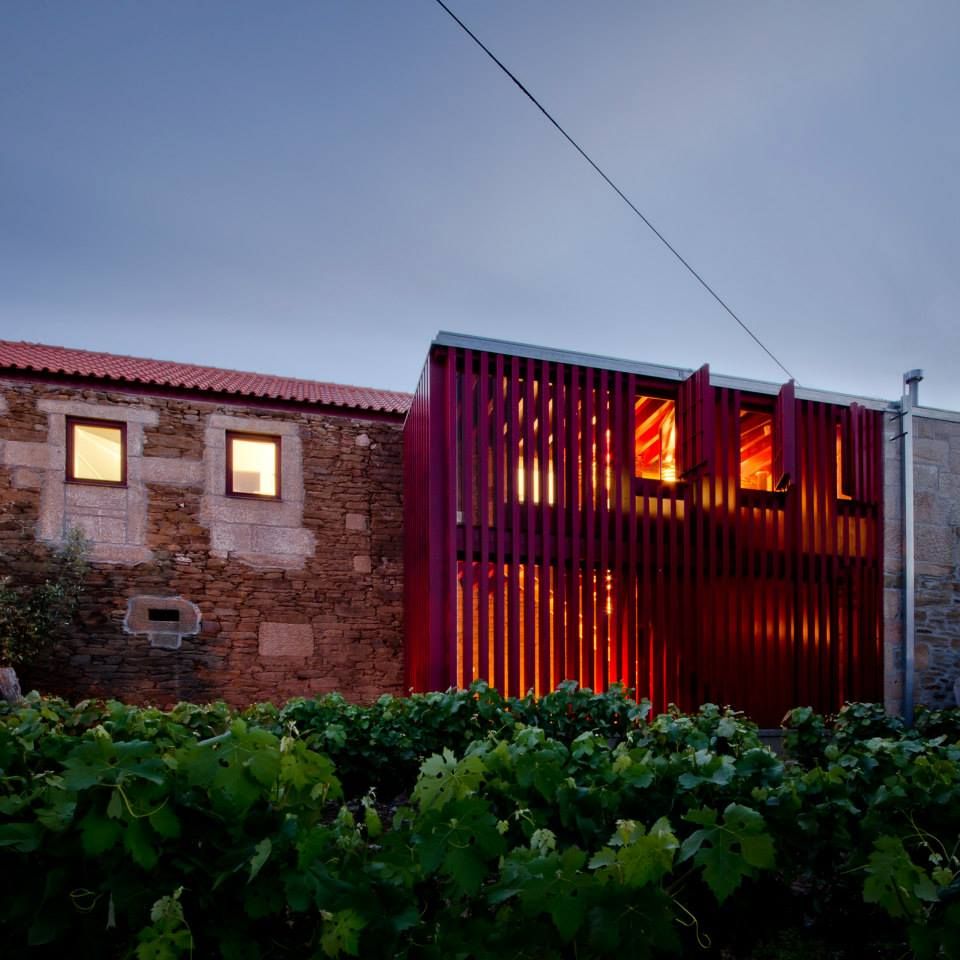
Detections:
[840, 403, 864, 499]
[678, 364, 714, 478]
[773, 379, 797, 491]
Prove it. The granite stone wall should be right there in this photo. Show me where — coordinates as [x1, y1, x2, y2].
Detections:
[0, 378, 405, 707]
[912, 414, 960, 707]
[883, 411, 960, 712]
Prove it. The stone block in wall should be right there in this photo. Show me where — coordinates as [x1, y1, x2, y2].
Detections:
[210, 523, 253, 554]
[258, 622, 314, 657]
[914, 438, 950, 464]
[12, 467, 43, 489]
[345, 513, 367, 531]
[2, 440, 52, 469]
[915, 463, 940, 492]
[204, 496, 304, 528]
[916, 523, 956, 569]
[252, 525, 315, 555]
[141, 458, 204, 485]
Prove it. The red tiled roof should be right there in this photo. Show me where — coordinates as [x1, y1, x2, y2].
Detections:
[0, 340, 412, 415]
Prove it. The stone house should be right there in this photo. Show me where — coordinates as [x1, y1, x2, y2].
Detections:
[1, 333, 957, 718]
[0, 340, 409, 705]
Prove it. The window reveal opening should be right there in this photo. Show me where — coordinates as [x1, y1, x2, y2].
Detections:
[147, 609, 181, 622]
[634, 397, 676, 482]
[68, 419, 125, 484]
[227, 433, 280, 498]
[740, 409, 773, 491]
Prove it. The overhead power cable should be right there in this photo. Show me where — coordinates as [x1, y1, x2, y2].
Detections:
[432, 0, 796, 382]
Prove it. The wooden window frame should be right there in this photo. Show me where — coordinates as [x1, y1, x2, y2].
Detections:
[225, 431, 282, 500]
[65, 416, 127, 487]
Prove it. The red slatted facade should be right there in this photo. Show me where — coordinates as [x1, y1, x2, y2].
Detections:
[404, 344, 884, 725]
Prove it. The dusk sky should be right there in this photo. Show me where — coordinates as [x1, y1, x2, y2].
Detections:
[2, 2, 958, 408]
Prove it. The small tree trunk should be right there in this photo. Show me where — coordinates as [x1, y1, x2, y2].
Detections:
[0, 666, 23, 704]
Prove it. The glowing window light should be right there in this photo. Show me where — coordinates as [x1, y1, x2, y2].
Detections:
[69, 420, 124, 484]
[228, 433, 280, 498]
[739, 409, 773, 491]
[634, 397, 677, 482]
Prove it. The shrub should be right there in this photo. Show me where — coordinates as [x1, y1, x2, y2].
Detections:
[0, 529, 88, 668]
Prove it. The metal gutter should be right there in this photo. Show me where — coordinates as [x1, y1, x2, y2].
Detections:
[434, 331, 895, 411]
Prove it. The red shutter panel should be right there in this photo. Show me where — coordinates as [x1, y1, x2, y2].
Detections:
[773, 379, 797, 491]
[679, 363, 714, 478]
[840, 403, 864, 499]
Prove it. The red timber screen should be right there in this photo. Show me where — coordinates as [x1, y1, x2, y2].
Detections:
[403, 344, 884, 726]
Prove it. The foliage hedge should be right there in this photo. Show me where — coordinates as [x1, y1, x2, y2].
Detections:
[1, 682, 959, 959]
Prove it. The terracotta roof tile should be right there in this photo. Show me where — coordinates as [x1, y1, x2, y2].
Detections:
[0, 340, 412, 415]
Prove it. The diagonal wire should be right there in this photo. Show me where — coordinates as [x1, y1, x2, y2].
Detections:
[432, 0, 796, 382]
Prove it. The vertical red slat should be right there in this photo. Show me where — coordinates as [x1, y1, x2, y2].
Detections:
[872, 409, 883, 695]
[508, 356, 522, 697]
[775, 381, 797, 490]
[786, 406, 800, 709]
[653, 475, 665, 709]
[803, 401, 817, 708]
[583, 371, 595, 689]
[816, 403, 830, 709]
[477, 354, 490, 684]
[612, 372, 625, 686]
[679, 431, 692, 711]
[404, 361, 433, 691]
[554, 364, 567, 687]
[539, 358, 552, 696]
[679, 364, 714, 477]
[442, 348, 458, 690]
[523, 358, 536, 695]
[598, 368, 610, 690]
[716, 388, 730, 707]
[568, 369, 581, 685]
[640, 451, 652, 704]
[666, 466, 680, 706]
[493, 354, 506, 694]
[626, 375, 638, 698]
[729, 392, 743, 711]
[461, 349, 474, 688]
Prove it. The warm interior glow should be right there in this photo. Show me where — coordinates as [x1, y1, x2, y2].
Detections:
[231, 436, 278, 496]
[836, 424, 852, 500]
[517, 450, 555, 504]
[739, 409, 773, 491]
[72, 423, 123, 482]
[634, 396, 676, 482]
[456, 562, 618, 696]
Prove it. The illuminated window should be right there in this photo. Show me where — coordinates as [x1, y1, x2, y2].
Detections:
[226, 432, 280, 498]
[634, 396, 676, 482]
[66, 418, 126, 485]
[740, 409, 773, 491]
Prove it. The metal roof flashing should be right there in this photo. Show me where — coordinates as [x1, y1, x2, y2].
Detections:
[434, 331, 901, 413]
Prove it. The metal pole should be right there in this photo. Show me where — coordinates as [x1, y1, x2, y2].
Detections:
[901, 369, 923, 725]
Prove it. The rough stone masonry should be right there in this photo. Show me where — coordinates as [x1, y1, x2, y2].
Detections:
[0, 378, 405, 707]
